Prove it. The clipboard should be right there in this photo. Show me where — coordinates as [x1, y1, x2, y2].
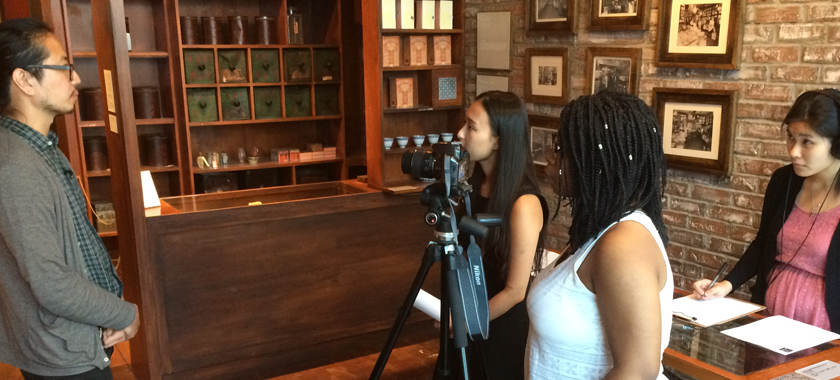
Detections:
[672, 295, 765, 328]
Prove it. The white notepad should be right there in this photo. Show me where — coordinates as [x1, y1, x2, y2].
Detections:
[672, 295, 764, 328]
[722, 316, 840, 356]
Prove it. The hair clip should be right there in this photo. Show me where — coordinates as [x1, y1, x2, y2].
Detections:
[654, 127, 657, 132]
[605, 124, 609, 130]
[629, 154, 633, 161]
[558, 169, 562, 176]
[598, 144, 603, 150]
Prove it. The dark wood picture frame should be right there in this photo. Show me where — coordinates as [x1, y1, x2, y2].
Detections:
[584, 47, 642, 95]
[528, 115, 559, 169]
[589, 0, 650, 31]
[656, 0, 742, 69]
[525, 48, 570, 105]
[653, 88, 736, 176]
[527, 0, 576, 34]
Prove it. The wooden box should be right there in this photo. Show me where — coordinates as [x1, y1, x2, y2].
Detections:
[430, 35, 451, 65]
[284, 48, 312, 83]
[186, 88, 218, 122]
[218, 50, 248, 83]
[285, 85, 312, 118]
[403, 35, 428, 66]
[439, 1, 454, 30]
[251, 49, 281, 83]
[416, 0, 436, 30]
[220, 87, 250, 121]
[431, 68, 462, 107]
[184, 49, 216, 84]
[313, 49, 341, 82]
[389, 73, 418, 109]
[382, 36, 401, 67]
[254, 86, 283, 120]
[315, 85, 340, 116]
[398, 0, 414, 29]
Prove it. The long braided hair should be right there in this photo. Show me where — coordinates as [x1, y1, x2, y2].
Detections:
[558, 91, 668, 252]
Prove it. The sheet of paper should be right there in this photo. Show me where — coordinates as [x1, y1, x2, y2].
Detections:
[672, 295, 763, 328]
[413, 289, 440, 322]
[722, 316, 840, 355]
[103, 70, 115, 113]
[140, 170, 161, 208]
[108, 114, 118, 134]
[381, 0, 396, 29]
[796, 360, 840, 380]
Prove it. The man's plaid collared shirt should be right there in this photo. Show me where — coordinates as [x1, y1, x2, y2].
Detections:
[0, 115, 123, 296]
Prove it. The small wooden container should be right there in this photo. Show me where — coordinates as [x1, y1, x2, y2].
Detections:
[228, 16, 248, 45]
[202, 17, 222, 45]
[132, 87, 161, 119]
[254, 16, 276, 45]
[83, 137, 109, 171]
[143, 134, 170, 167]
[180, 16, 200, 45]
[79, 88, 104, 121]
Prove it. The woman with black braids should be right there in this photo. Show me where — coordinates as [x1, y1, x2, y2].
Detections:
[526, 91, 673, 380]
[453, 91, 548, 380]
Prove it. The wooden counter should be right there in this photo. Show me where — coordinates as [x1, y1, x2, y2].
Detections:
[128, 181, 440, 380]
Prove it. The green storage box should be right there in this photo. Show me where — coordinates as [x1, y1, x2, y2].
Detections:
[284, 86, 311, 118]
[184, 49, 215, 84]
[218, 49, 248, 83]
[251, 49, 281, 83]
[313, 49, 340, 82]
[254, 87, 283, 120]
[220, 87, 250, 121]
[186, 88, 218, 122]
[314, 85, 340, 116]
[283, 48, 312, 83]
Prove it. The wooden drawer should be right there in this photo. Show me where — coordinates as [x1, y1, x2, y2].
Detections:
[218, 49, 248, 83]
[251, 49, 281, 83]
[254, 87, 283, 120]
[184, 49, 216, 84]
[186, 88, 218, 122]
[220, 87, 250, 121]
[283, 48, 312, 83]
[314, 85, 340, 116]
[313, 49, 340, 82]
[284, 85, 311, 118]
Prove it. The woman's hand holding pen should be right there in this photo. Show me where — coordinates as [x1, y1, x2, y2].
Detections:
[691, 279, 733, 300]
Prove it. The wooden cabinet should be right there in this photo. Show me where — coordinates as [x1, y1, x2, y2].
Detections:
[363, 0, 466, 189]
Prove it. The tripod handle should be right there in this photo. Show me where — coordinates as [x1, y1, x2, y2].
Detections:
[444, 255, 469, 349]
[458, 213, 501, 239]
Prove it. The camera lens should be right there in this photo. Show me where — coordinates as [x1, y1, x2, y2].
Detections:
[401, 150, 436, 179]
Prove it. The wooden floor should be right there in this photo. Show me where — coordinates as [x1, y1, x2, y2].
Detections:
[0, 340, 440, 380]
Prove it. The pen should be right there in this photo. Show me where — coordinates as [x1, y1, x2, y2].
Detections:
[706, 262, 729, 297]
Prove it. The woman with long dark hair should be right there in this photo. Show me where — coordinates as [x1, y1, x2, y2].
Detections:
[527, 91, 673, 379]
[693, 89, 840, 334]
[456, 91, 548, 380]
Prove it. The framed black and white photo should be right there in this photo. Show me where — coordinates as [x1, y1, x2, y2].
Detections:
[527, 0, 575, 33]
[525, 48, 569, 105]
[653, 88, 736, 175]
[531, 126, 557, 166]
[589, 0, 650, 30]
[656, 0, 742, 69]
[584, 47, 641, 95]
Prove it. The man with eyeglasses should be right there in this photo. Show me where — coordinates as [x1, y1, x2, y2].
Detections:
[0, 18, 139, 380]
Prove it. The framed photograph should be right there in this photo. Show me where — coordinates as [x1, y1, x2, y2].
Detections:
[527, 0, 575, 34]
[529, 115, 559, 167]
[656, 0, 742, 69]
[477, 12, 512, 70]
[585, 47, 641, 95]
[525, 48, 570, 105]
[590, 0, 650, 30]
[476, 75, 509, 95]
[653, 88, 736, 175]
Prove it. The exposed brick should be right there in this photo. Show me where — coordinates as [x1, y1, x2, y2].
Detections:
[709, 205, 755, 226]
[731, 226, 759, 242]
[709, 237, 747, 257]
[694, 185, 733, 205]
[779, 24, 826, 41]
[754, 6, 801, 23]
[771, 66, 820, 83]
[762, 142, 790, 160]
[744, 26, 775, 43]
[690, 216, 729, 235]
[803, 47, 840, 63]
[687, 249, 727, 268]
[669, 197, 706, 214]
[666, 181, 690, 197]
[809, 4, 840, 21]
[737, 120, 782, 139]
[737, 103, 793, 121]
[737, 158, 785, 176]
[735, 140, 762, 156]
[831, 25, 840, 42]
[670, 228, 705, 247]
[825, 68, 840, 84]
[667, 244, 686, 259]
[731, 175, 760, 193]
[760, 179, 771, 193]
[745, 84, 793, 102]
[750, 47, 798, 63]
[663, 211, 689, 227]
[701, 81, 743, 91]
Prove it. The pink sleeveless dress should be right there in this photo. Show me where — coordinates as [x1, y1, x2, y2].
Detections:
[768, 204, 838, 331]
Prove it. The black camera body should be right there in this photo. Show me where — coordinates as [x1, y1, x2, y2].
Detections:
[401, 142, 471, 196]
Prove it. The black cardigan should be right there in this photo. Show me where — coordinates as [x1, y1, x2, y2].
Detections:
[724, 164, 840, 333]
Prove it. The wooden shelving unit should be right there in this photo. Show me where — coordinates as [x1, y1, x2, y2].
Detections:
[363, 0, 466, 189]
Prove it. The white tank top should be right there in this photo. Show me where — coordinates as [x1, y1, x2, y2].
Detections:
[525, 211, 673, 380]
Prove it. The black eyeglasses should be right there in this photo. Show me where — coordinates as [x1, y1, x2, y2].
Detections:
[25, 64, 75, 81]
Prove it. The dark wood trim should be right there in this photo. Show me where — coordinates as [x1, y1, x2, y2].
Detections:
[525, 48, 570, 106]
[588, 0, 650, 31]
[526, 0, 575, 34]
[583, 47, 642, 96]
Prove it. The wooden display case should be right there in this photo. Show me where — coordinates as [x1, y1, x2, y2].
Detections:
[363, 0, 466, 189]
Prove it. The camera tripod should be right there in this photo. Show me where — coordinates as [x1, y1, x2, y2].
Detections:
[369, 186, 498, 380]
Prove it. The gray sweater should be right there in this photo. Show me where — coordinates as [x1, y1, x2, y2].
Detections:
[0, 127, 136, 376]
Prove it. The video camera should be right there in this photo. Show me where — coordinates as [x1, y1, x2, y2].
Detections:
[401, 142, 472, 197]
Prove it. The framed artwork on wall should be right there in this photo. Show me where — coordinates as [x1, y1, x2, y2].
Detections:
[477, 12, 512, 70]
[584, 47, 641, 95]
[525, 48, 570, 105]
[653, 88, 736, 176]
[476, 75, 510, 95]
[589, 0, 650, 30]
[529, 115, 559, 166]
[656, 0, 742, 69]
[527, 0, 575, 34]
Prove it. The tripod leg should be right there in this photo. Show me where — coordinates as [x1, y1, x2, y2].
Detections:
[435, 250, 471, 380]
[369, 244, 440, 380]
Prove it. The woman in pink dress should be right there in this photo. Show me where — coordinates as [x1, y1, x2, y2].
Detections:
[693, 89, 840, 333]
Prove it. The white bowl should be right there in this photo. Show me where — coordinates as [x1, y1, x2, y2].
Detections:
[441, 133, 454, 142]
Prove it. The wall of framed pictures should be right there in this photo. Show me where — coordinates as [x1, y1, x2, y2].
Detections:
[463, 0, 840, 326]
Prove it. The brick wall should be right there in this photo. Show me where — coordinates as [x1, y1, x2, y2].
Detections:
[463, 0, 840, 295]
